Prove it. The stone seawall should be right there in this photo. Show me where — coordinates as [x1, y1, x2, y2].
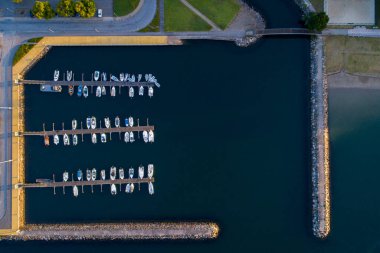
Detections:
[5, 222, 219, 241]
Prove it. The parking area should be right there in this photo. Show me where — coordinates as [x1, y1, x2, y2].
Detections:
[0, 0, 112, 17]
[325, 0, 375, 25]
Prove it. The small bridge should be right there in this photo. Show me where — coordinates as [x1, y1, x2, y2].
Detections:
[255, 28, 320, 36]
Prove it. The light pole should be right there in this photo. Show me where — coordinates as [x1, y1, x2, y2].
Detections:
[0, 160, 12, 165]
[0, 107, 12, 110]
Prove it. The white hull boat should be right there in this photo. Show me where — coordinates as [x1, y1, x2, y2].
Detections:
[86, 169, 91, 181]
[148, 182, 154, 195]
[128, 168, 134, 178]
[130, 183, 135, 193]
[115, 116, 120, 128]
[124, 132, 129, 143]
[102, 72, 107, 81]
[148, 164, 154, 179]
[54, 134, 59, 145]
[104, 117, 110, 128]
[101, 86, 106, 95]
[111, 75, 119, 82]
[138, 166, 144, 179]
[129, 116, 134, 127]
[86, 117, 91, 129]
[63, 171, 69, 182]
[91, 168, 97, 181]
[66, 70, 72, 81]
[63, 134, 70, 146]
[148, 86, 153, 97]
[129, 87, 134, 97]
[94, 71, 100, 81]
[91, 116, 96, 129]
[72, 119, 77, 130]
[139, 86, 144, 96]
[111, 86, 116, 97]
[83, 85, 89, 98]
[54, 70, 59, 81]
[73, 185, 78, 197]
[120, 73, 124, 82]
[92, 133, 97, 144]
[129, 131, 135, 142]
[111, 184, 117, 195]
[119, 168, 124, 180]
[148, 130, 154, 143]
[125, 183, 131, 193]
[73, 134, 78, 146]
[143, 131, 148, 143]
[101, 169, 106, 180]
[110, 166, 117, 180]
[101, 133, 107, 143]
[96, 86, 102, 97]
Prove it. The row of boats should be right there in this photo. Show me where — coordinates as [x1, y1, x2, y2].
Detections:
[62, 165, 154, 197]
[76, 84, 153, 98]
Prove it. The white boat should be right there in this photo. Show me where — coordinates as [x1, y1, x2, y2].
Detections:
[148, 130, 154, 143]
[138, 166, 144, 179]
[125, 73, 129, 81]
[120, 73, 124, 82]
[101, 169, 106, 180]
[148, 164, 154, 179]
[83, 85, 89, 98]
[72, 119, 77, 130]
[101, 86, 106, 95]
[111, 184, 117, 195]
[86, 169, 91, 181]
[138, 74, 142, 82]
[130, 183, 135, 193]
[129, 131, 135, 143]
[131, 74, 136, 82]
[148, 182, 154, 195]
[102, 72, 107, 81]
[119, 168, 124, 179]
[54, 134, 59, 145]
[115, 116, 120, 128]
[110, 86, 116, 97]
[143, 131, 148, 143]
[111, 75, 119, 82]
[145, 74, 149, 81]
[92, 133, 97, 144]
[94, 71, 100, 81]
[66, 70, 73, 81]
[125, 183, 131, 193]
[110, 166, 117, 180]
[73, 185, 78, 197]
[96, 86, 102, 97]
[139, 86, 144, 96]
[63, 171, 69, 182]
[104, 117, 110, 128]
[148, 86, 154, 97]
[54, 70, 59, 81]
[77, 169, 83, 181]
[129, 116, 134, 127]
[63, 134, 70, 145]
[101, 133, 106, 143]
[129, 87, 134, 97]
[124, 132, 129, 143]
[128, 168, 134, 178]
[91, 116, 96, 129]
[91, 168, 97, 181]
[73, 134, 78, 146]
[86, 117, 91, 129]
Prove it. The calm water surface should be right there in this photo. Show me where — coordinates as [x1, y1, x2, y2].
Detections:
[2, 1, 380, 252]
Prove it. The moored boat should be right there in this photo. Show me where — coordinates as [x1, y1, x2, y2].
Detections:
[110, 75, 119, 82]
[91, 168, 97, 181]
[111, 86, 116, 97]
[139, 86, 144, 96]
[54, 134, 59, 145]
[96, 86, 102, 97]
[138, 74, 142, 82]
[129, 87, 134, 97]
[143, 131, 148, 143]
[86, 169, 91, 181]
[104, 117, 110, 128]
[111, 184, 117, 195]
[129, 131, 135, 143]
[102, 72, 107, 81]
[124, 117, 129, 127]
[77, 169, 83, 181]
[54, 70, 59, 81]
[83, 85, 89, 98]
[92, 133, 97, 144]
[72, 119, 77, 130]
[94, 71, 100, 81]
[128, 167, 134, 178]
[120, 73, 124, 82]
[128, 116, 134, 127]
[124, 132, 129, 143]
[63, 171, 69, 182]
[101, 169, 106, 180]
[101, 86, 106, 95]
[148, 86, 153, 97]
[44, 135, 50, 146]
[77, 84, 83, 97]
[115, 116, 120, 128]
[63, 134, 70, 146]
[138, 166, 144, 179]
[119, 168, 124, 180]
[148, 164, 154, 179]
[73, 185, 78, 197]
[91, 116, 96, 129]
[73, 134, 78, 146]
[148, 130, 154, 143]
[68, 85, 74, 96]
[86, 117, 91, 129]
[110, 166, 117, 180]
[101, 133, 107, 143]
[125, 183, 131, 193]
[66, 70, 73, 81]
[130, 183, 135, 193]
[148, 182, 154, 195]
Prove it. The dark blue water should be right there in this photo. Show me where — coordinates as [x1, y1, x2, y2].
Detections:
[3, 1, 378, 252]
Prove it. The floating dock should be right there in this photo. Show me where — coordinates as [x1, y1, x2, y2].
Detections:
[17, 80, 155, 87]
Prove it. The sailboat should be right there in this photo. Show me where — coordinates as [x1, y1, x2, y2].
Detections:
[138, 166, 144, 179]
[148, 164, 154, 179]
[102, 72, 107, 81]
[66, 70, 72, 81]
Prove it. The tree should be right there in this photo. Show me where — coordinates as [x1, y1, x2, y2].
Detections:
[31, 1, 55, 19]
[56, 0, 75, 17]
[75, 0, 96, 18]
[304, 12, 329, 32]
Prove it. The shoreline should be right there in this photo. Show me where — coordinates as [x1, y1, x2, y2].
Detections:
[328, 71, 380, 89]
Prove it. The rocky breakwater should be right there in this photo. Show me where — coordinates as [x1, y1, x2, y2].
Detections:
[7, 222, 219, 240]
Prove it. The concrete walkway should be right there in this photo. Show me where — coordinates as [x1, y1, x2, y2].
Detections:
[180, 0, 221, 31]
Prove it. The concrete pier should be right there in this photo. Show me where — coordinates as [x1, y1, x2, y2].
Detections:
[11, 222, 219, 240]
[310, 36, 330, 239]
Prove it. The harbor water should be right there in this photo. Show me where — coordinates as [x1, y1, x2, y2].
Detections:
[3, 0, 380, 252]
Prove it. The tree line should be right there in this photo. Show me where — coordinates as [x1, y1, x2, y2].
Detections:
[29, 0, 96, 19]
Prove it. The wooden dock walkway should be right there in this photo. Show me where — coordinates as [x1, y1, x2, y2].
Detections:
[19, 125, 155, 137]
[16, 177, 154, 189]
[17, 79, 155, 87]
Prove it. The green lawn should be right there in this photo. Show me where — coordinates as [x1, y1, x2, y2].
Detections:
[164, 0, 211, 32]
[113, 0, 140, 17]
[13, 38, 42, 66]
[187, 0, 240, 29]
[140, 3, 160, 32]
[309, 0, 324, 12]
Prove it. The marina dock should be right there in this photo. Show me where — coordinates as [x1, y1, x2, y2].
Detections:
[17, 80, 155, 87]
